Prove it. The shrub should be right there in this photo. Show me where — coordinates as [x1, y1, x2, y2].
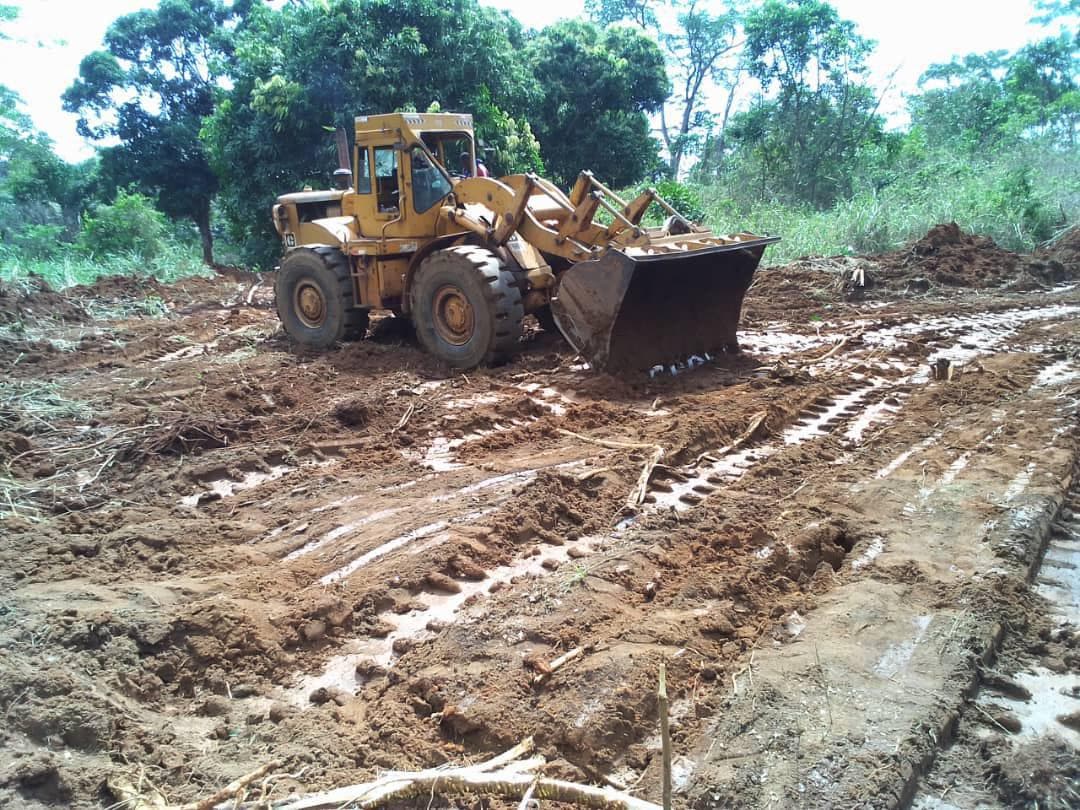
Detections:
[76, 189, 168, 260]
[9, 224, 65, 259]
[653, 180, 706, 224]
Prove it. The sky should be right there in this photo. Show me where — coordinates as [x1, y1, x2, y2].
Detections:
[0, 0, 1063, 162]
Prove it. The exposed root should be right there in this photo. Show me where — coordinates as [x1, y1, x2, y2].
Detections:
[266, 737, 659, 810]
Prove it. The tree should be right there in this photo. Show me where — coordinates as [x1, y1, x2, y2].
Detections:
[204, 0, 545, 266]
[0, 6, 95, 249]
[585, 0, 658, 29]
[658, 2, 740, 177]
[586, 0, 743, 178]
[910, 33, 1079, 151]
[525, 20, 669, 187]
[720, 0, 884, 207]
[63, 0, 246, 265]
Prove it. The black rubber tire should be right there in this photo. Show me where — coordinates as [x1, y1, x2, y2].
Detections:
[410, 246, 524, 368]
[276, 247, 368, 347]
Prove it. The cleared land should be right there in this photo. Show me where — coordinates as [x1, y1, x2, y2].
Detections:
[1, 224, 1078, 809]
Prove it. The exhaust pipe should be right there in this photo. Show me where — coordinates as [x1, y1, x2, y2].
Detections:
[333, 126, 352, 190]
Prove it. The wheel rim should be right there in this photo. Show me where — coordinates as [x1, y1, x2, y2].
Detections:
[431, 284, 475, 346]
[294, 281, 327, 328]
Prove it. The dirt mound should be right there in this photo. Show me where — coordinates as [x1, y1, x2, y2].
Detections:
[894, 223, 1019, 287]
[74, 274, 166, 303]
[1036, 223, 1080, 271]
[864, 222, 1075, 292]
[0, 276, 89, 326]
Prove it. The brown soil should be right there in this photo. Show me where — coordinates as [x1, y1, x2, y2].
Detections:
[0, 226, 1078, 809]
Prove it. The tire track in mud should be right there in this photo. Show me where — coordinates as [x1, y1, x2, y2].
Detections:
[219, 302, 1080, 716]
[673, 348, 1079, 809]
[3, 272, 1079, 808]
[910, 453, 1080, 809]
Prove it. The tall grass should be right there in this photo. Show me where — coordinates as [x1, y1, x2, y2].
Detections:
[698, 146, 1080, 264]
[0, 243, 211, 291]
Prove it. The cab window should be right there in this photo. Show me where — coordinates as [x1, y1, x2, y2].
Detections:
[355, 147, 372, 194]
[411, 147, 451, 214]
[374, 146, 399, 212]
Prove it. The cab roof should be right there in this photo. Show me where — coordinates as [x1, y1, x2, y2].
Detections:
[353, 112, 474, 140]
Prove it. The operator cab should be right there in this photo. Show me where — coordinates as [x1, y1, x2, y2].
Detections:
[349, 113, 479, 234]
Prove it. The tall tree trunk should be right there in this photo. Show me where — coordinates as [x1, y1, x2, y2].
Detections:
[194, 200, 214, 267]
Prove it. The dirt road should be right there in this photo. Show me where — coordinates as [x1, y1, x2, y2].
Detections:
[1, 225, 1078, 809]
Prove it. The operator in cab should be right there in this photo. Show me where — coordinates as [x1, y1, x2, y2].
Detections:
[459, 151, 490, 178]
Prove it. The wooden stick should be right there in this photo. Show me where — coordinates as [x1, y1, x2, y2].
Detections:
[277, 771, 661, 810]
[395, 403, 415, 431]
[176, 761, 282, 810]
[627, 445, 664, 508]
[658, 664, 672, 810]
[694, 410, 767, 466]
[476, 736, 537, 771]
[808, 329, 864, 363]
[518, 778, 540, 810]
[577, 467, 612, 482]
[106, 774, 168, 809]
[309, 436, 375, 452]
[557, 428, 656, 451]
[556, 428, 663, 510]
[532, 646, 586, 686]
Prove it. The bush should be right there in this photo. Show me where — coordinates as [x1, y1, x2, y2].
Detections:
[8, 224, 65, 259]
[653, 180, 706, 224]
[77, 189, 168, 260]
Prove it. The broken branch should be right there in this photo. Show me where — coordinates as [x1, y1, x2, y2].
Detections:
[693, 410, 767, 466]
[658, 663, 672, 810]
[271, 737, 659, 810]
[627, 445, 665, 508]
[177, 761, 282, 810]
[557, 428, 656, 451]
[532, 645, 587, 687]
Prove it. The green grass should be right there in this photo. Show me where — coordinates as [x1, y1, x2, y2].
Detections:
[697, 147, 1080, 264]
[0, 244, 211, 291]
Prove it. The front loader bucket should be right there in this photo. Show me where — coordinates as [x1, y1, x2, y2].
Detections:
[550, 237, 780, 373]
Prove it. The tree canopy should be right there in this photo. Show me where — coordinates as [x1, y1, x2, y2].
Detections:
[203, 0, 546, 263]
[525, 20, 669, 187]
[63, 0, 246, 264]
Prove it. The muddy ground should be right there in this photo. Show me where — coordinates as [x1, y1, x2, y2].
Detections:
[1, 225, 1078, 809]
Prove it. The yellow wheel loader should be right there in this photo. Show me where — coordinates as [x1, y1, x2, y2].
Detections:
[272, 113, 778, 372]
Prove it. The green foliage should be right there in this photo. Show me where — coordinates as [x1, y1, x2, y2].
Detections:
[7, 225, 65, 259]
[701, 143, 1079, 262]
[63, 0, 244, 264]
[0, 246, 209, 291]
[526, 20, 668, 187]
[585, 0, 657, 29]
[204, 0, 547, 265]
[586, 1, 738, 178]
[909, 33, 1079, 152]
[712, 0, 883, 209]
[76, 190, 169, 260]
[653, 180, 706, 224]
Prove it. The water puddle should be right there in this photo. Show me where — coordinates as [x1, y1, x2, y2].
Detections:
[285, 507, 404, 561]
[973, 487, 1080, 750]
[319, 510, 493, 585]
[872, 433, 942, 481]
[180, 464, 293, 508]
[873, 614, 934, 678]
[1002, 462, 1037, 503]
[286, 533, 603, 704]
[1034, 358, 1079, 388]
